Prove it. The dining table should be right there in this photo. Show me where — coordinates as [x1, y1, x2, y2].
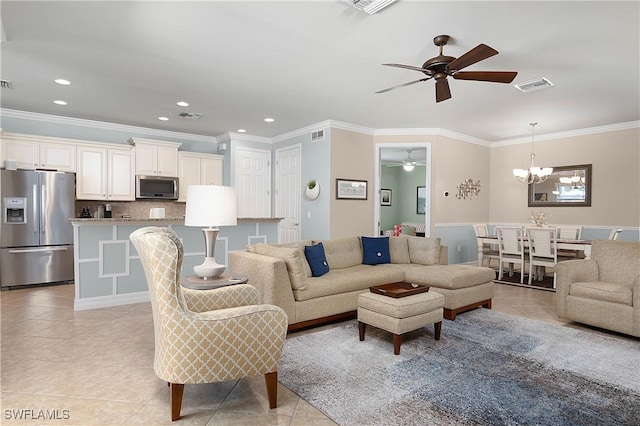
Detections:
[476, 235, 592, 267]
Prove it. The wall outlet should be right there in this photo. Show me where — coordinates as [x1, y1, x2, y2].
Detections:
[457, 245, 462, 252]
[307, 211, 312, 219]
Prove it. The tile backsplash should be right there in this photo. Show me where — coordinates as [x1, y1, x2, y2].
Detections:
[75, 200, 186, 219]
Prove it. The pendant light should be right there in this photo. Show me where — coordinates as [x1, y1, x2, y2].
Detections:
[513, 122, 553, 184]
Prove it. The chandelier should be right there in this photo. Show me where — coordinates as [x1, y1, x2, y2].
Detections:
[456, 179, 481, 200]
[512, 122, 553, 184]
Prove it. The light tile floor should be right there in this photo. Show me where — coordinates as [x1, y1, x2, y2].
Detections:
[0, 282, 632, 425]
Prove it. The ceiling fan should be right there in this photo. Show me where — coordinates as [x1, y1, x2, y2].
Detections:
[377, 35, 518, 102]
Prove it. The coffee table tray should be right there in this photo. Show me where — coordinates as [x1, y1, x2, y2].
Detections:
[369, 282, 429, 298]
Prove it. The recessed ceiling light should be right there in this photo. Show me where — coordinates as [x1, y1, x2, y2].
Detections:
[158, 116, 169, 121]
[54, 79, 71, 85]
[237, 129, 247, 133]
[264, 117, 275, 123]
[176, 101, 189, 107]
[53, 100, 67, 105]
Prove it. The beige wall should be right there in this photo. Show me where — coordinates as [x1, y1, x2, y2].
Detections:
[489, 127, 640, 227]
[373, 134, 491, 235]
[329, 129, 375, 238]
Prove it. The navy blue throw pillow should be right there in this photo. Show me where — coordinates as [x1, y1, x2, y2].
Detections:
[362, 236, 391, 265]
[304, 243, 330, 277]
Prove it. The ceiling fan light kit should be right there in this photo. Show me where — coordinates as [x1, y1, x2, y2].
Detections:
[513, 122, 553, 184]
[402, 149, 416, 171]
[377, 34, 518, 102]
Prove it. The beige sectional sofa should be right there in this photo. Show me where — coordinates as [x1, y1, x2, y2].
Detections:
[555, 239, 640, 337]
[229, 235, 495, 331]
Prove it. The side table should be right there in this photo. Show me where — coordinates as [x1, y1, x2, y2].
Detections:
[181, 273, 248, 290]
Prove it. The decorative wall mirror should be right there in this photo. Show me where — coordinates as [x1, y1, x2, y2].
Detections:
[528, 164, 592, 207]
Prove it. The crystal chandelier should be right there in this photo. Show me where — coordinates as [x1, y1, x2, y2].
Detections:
[512, 122, 553, 184]
[456, 179, 481, 200]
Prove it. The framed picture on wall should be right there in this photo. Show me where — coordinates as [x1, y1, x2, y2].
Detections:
[380, 189, 392, 206]
[417, 186, 426, 214]
[336, 178, 368, 200]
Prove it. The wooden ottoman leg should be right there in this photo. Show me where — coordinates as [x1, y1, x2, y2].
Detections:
[434, 321, 442, 340]
[358, 321, 366, 341]
[393, 334, 402, 355]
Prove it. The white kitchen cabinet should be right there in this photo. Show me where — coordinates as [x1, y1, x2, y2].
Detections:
[177, 152, 223, 201]
[76, 145, 134, 200]
[1, 133, 76, 171]
[128, 138, 181, 177]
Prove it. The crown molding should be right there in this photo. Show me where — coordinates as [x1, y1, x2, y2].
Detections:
[0, 109, 219, 144]
[3, 108, 636, 149]
[491, 121, 640, 148]
[219, 131, 272, 144]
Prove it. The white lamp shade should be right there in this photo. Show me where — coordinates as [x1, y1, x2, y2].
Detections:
[185, 185, 237, 227]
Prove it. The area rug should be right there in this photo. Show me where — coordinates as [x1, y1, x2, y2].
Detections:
[279, 309, 640, 426]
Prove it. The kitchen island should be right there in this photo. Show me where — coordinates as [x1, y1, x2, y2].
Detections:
[70, 217, 281, 310]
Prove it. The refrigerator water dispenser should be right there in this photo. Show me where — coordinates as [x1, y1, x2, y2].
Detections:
[4, 197, 27, 224]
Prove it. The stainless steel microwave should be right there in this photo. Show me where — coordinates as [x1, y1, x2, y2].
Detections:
[136, 175, 179, 200]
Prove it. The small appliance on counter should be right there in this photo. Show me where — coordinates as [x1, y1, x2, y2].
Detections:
[96, 204, 106, 219]
[149, 207, 166, 219]
[104, 204, 112, 218]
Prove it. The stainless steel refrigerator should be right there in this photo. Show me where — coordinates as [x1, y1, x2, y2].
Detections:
[1, 170, 75, 288]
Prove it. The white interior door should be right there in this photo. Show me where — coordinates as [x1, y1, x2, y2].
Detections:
[235, 147, 271, 218]
[275, 145, 301, 243]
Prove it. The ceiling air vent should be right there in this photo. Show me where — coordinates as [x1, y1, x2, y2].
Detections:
[177, 112, 202, 120]
[514, 77, 554, 93]
[349, 0, 396, 14]
[1, 80, 14, 89]
[311, 129, 325, 142]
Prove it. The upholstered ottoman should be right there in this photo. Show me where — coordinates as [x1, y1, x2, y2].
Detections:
[357, 290, 444, 355]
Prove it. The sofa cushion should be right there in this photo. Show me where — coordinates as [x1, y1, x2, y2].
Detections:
[406, 236, 441, 265]
[362, 236, 391, 265]
[254, 244, 308, 290]
[569, 281, 633, 306]
[397, 264, 495, 289]
[249, 240, 313, 277]
[316, 237, 362, 269]
[389, 236, 411, 264]
[293, 264, 404, 301]
[304, 243, 330, 277]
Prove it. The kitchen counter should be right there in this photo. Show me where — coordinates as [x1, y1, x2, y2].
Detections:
[71, 217, 282, 310]
[70, 217, 283, 222]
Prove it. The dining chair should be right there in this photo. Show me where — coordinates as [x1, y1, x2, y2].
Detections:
[527, 227, 559, 288]
[609, 228, 623, 240]
[496, 226, 528, 284]
[129, 226, 288, 421]
[556, 225, 584, 258]
[557, 225, 582, 240]
[473, 224, 499, 268]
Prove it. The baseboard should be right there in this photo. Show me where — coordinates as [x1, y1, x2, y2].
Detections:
[74, 291, 150, 311]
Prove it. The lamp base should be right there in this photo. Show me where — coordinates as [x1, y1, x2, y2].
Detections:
[194, 227, 225, 279]
[194, 257, 226, 280]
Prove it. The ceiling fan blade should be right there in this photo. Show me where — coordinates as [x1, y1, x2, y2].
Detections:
[453, 71, 518, 83]
[382, 63, 433, 74]
[447, 44, 499, 71]
[435, 79, 451, 103]
[376, 77, 431, 94]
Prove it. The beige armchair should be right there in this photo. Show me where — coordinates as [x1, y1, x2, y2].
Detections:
[555, 240, 640, 337]
[130, 227, 288, 421]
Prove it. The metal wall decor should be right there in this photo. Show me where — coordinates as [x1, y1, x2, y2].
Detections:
[456, 179, 481, 200]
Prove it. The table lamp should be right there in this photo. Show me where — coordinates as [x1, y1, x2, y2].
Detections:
[184, 185, 237, 279]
